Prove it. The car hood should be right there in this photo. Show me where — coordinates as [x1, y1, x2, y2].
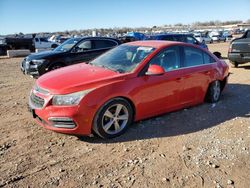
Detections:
[36, 63, 123, 94]
[26, 50, 64, 60]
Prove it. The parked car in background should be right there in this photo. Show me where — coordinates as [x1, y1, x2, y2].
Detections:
[193, 33, 213, 43]
[228, 30, 250, 67]
[34, 37, 59, 49]
[148, 33, 208, 49]
[126, 32, 146, 40]
[222, 31, 233, 41]
[21, 37, 121, 77]
[28, 41, 229, 138]
[0, 37, 35, 55]
[209, 32, 226, 42]
[0, 36, 58, 55]
[48, 35, 70, 44]
[118, 36, 138, 43]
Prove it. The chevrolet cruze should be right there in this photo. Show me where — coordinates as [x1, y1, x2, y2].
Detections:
[29, 41, 229, 138]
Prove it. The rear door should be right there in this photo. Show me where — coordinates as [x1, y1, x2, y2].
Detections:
[178, 46, 214, 106]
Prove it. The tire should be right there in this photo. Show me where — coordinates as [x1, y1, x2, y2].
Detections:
[92, 98, 133, 139]
[233, 62, 239, 68]
[48, 63, 64, 71]
[206, 80, 221, 103]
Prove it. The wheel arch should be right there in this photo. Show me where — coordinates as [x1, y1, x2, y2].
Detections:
[47, 62, 66, 71]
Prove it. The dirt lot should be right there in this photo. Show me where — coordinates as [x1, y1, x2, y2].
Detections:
[0, 42, 249, 188]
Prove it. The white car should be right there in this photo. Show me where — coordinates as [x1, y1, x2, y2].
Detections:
[194, 33, 213, 43]
[33, 37, 58, 49]
[208, 32, 226, 42]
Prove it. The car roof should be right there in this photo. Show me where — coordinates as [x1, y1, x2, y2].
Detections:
[153, 33, 193, 37]
[74, 37, 120, 41]
[125, 40, 185, 48]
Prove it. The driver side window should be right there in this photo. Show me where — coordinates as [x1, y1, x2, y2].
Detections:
[74, 40, 92, 53]
[149, 46, 181, 72]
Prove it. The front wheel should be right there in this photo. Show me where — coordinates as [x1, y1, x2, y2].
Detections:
[206, 80, 221, 103]
[231, 61, 239, 68]
[92, 98, 133, 139]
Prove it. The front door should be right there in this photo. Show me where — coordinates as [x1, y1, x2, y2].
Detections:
[135, 46, 184, 118]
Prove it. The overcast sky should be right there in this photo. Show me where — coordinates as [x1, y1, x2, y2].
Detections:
[0, 0, 249, 34]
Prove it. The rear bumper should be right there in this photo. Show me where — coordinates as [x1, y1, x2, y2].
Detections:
[228, 52, 250, 64]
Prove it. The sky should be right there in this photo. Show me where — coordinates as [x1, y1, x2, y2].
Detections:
[0, 0, 249, 35]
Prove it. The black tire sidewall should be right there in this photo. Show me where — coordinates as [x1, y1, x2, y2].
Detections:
[207, 81, 221, 103]
[93, 98, 133, 139]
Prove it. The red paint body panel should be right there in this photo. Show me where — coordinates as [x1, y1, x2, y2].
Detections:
[30, 41, 229, 136]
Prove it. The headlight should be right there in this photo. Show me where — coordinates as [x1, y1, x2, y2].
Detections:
[52, 89, 94, 106]
[31, 59, 46, 65]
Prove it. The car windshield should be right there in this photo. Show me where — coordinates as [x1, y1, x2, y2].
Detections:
[90, 45, 155, 73]
[53, 38, 80, 52]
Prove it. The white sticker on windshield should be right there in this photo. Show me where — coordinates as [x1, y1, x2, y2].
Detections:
[137, 47, 154, 52]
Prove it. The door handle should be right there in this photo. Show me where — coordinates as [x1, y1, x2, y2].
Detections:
[176, 77, 183, 81]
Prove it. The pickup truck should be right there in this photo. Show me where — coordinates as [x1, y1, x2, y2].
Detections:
[228, 30, 250, 67]
[0, 36, 58, 55]
[34, 37, 58, 49]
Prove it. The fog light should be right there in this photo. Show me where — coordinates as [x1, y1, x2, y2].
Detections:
[48, 117, 76, 129]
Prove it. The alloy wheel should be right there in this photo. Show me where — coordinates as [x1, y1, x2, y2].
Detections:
[101, 104, 129, 135]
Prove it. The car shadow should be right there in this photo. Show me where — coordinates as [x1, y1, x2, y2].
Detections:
[78, 83, 250, 143]
[239, 65, 250, 70]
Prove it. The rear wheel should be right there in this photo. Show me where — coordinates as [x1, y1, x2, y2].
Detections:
[206, 80, 221, 103]
[231, 61, 239, 68]
[92, 98, 133, 139]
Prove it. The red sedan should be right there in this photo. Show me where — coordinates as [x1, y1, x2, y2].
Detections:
[29, 41, 229, 138]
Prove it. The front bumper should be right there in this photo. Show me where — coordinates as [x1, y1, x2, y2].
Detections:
[20, 59, 40, 77]
[228, 53, 250, 64]
[28, 90, 95, 136]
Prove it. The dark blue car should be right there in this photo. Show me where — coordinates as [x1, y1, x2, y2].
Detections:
[148, 33, 208, 49]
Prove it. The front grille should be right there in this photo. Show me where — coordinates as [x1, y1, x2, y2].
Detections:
[30, 92, 45, 109]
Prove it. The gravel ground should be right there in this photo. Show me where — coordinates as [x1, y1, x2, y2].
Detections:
[0, 42, 250, 188]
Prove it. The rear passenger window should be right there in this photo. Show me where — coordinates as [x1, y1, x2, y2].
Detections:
[184, 47, 203, 67]
[93, 40, 118, 49]
[149, 46, 181, 71]
[203, 52, 215, 64]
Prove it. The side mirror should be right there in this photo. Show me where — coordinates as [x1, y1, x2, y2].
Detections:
[146, 64, 165, 76]
[71, 47, 79, 53]
[213, 51, 222, 59]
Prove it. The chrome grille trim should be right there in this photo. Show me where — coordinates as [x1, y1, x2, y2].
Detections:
[29, 92, 45, 109]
